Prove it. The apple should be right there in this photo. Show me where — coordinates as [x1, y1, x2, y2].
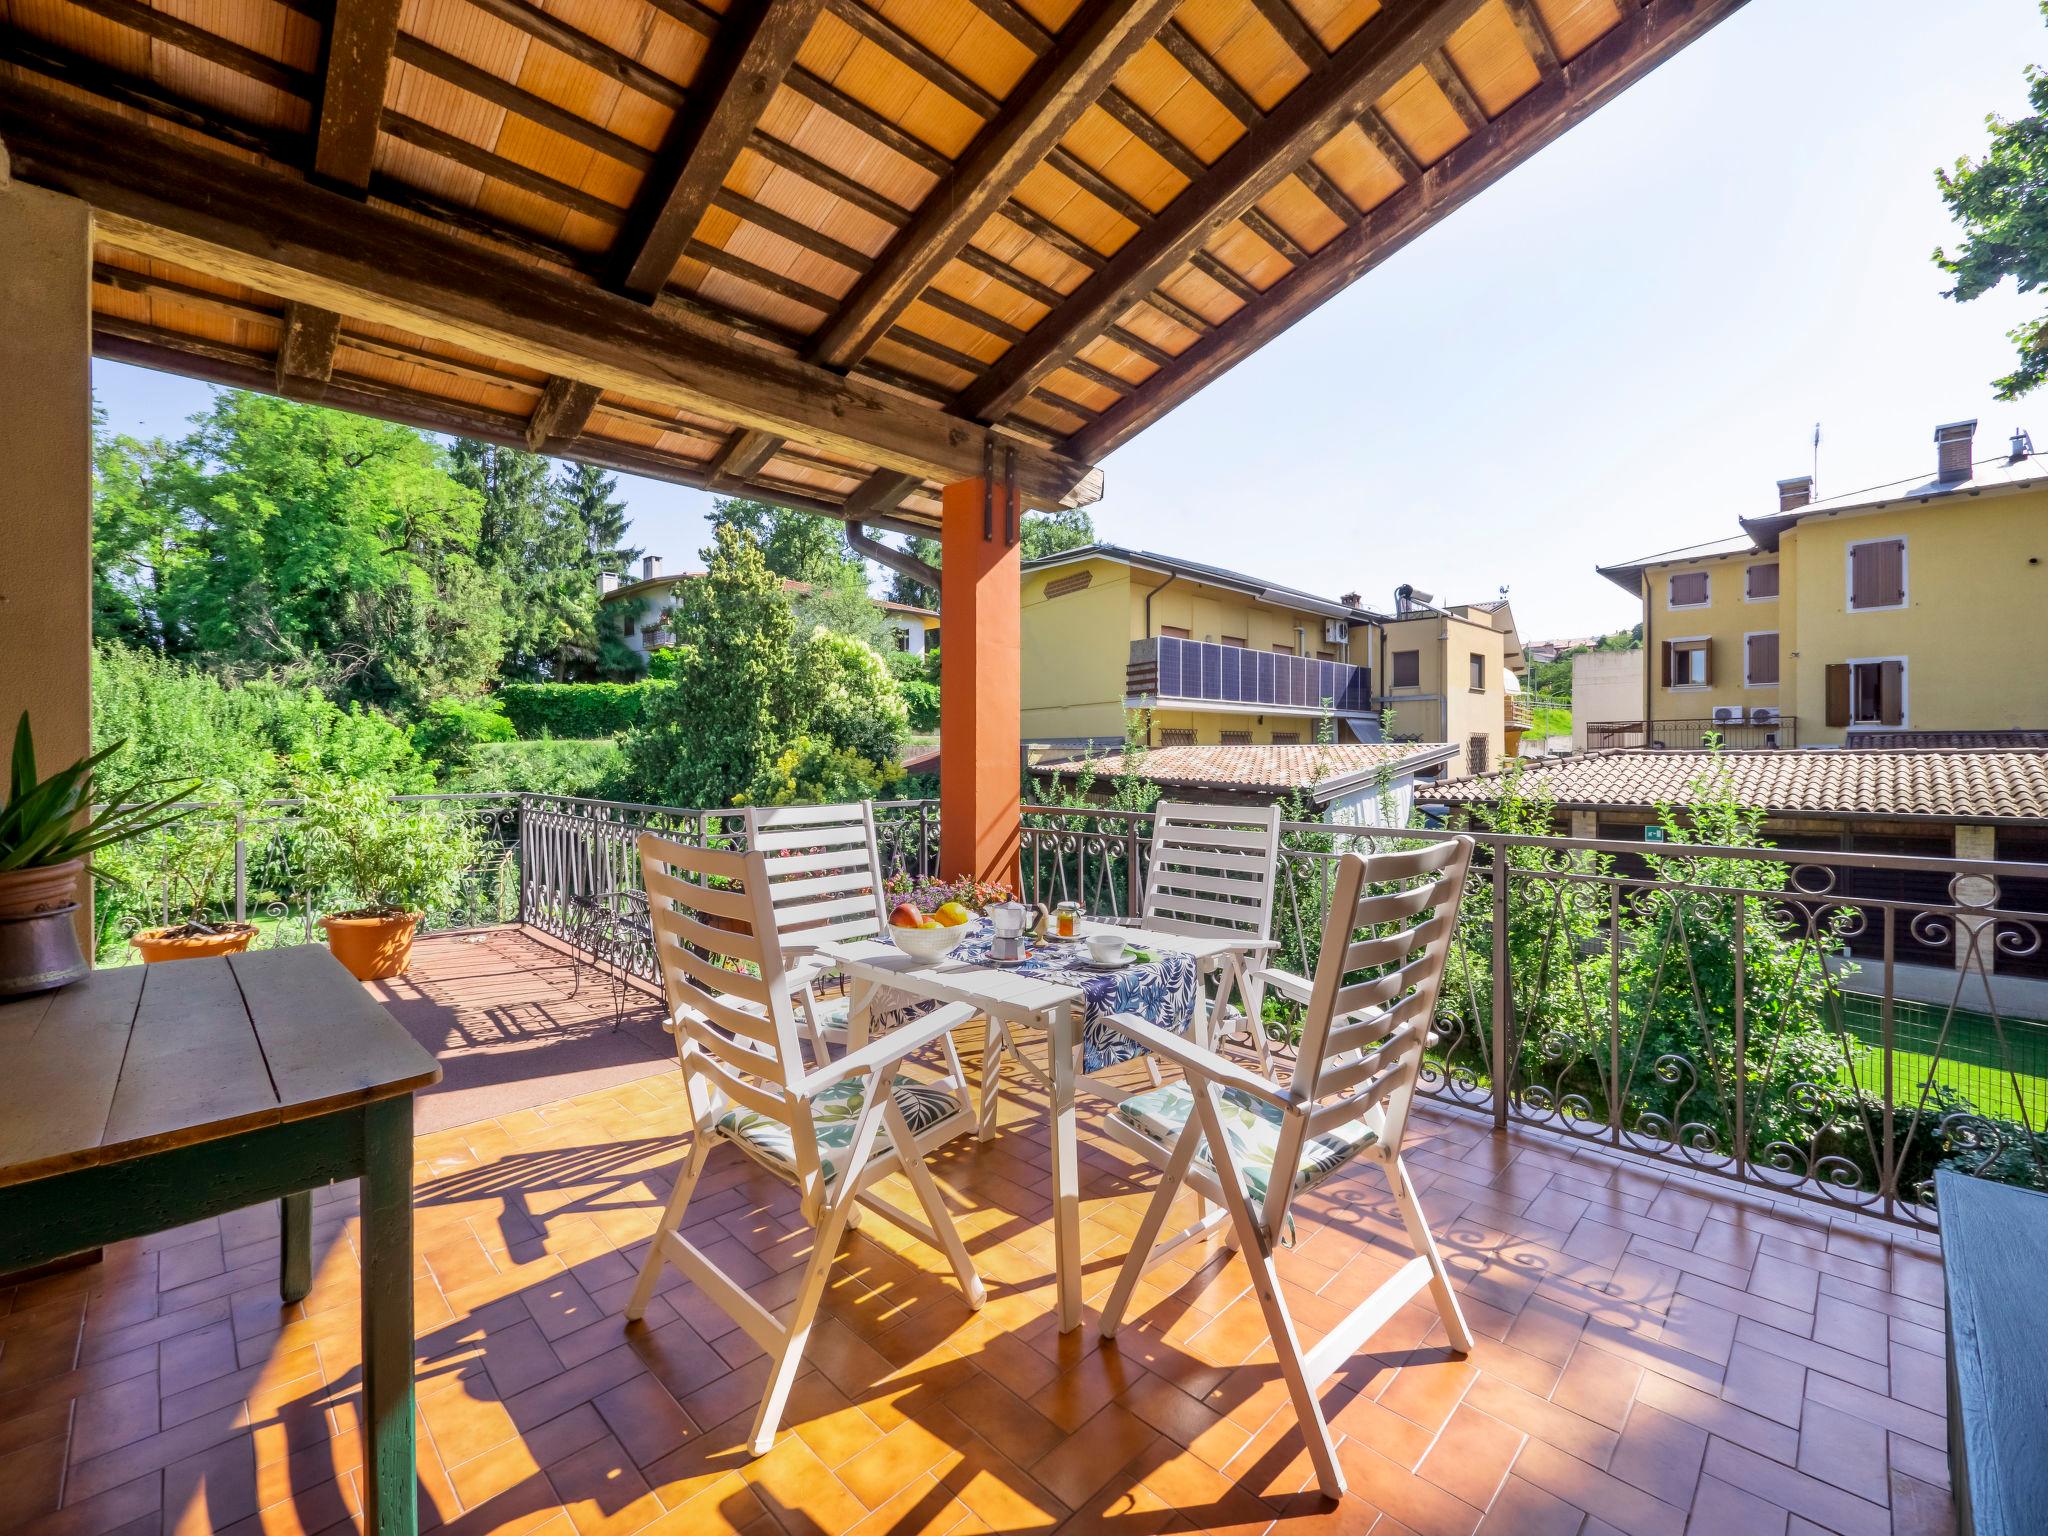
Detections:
[889, 902, 924, 929]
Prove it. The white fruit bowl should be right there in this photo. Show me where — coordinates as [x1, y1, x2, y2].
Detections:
[888, 922, 971, 962]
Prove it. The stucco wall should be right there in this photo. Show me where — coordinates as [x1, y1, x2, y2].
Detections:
[1642, 551, 1783, 727]
[1572, 649, 1646, 751]
[1380, 614, 1506, 774]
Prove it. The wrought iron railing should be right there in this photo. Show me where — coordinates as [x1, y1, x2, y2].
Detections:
[1587, 717, 1798, 750]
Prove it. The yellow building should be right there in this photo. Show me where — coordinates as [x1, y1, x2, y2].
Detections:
[1020, 547, 1511, 775]
[1596, 420, 2048, 748]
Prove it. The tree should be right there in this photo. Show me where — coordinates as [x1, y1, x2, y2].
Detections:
[557, 461, 639, 578]
[90, 402, 176, 648]
[620, 523, 795, 807]
[886, 505, 1096, 607]
[791, 561, 893, 652]
[1936, 10, 2048, 399]
[706, 496, 855, 585]
[792, 628, 908, 766]
[449, 439, 595, 680]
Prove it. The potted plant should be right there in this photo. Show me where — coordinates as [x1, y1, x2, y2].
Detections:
[125, 807, 259, 963]
[297, 777, 479, 980]
[0, 712, 195, 996]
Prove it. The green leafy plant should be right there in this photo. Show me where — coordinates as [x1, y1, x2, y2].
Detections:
[113, 807, 249, 937]
[1, 711, 195, 873]
[295, 776, 481, 917]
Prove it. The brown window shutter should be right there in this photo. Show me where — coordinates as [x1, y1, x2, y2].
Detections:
[1825, 664, 1850, 726]
[1698, 640, 1712, 688]
[1849, 543, 1872, 609]
[1748, 633, 1779, 685]
[1879, 540, 1904, 605]
[1660, 641, 1674, 688]
[1747, 563, 1779, 599]
[1880, 659, 1905, 724]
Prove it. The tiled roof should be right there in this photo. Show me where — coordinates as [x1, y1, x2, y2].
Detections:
[1428, 749, 2048, 822]
[1035, 742, 1455, 798]
[1845, 731, 2048, 751]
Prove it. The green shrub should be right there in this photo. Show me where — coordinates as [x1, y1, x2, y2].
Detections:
[497, 682, 646, 739]
[295, 775, 481, 916]
[745, 737, 902, 806]
[414, 696, 514, 766]
[450, 738, 625, 798]
[899, 678, 940, 733]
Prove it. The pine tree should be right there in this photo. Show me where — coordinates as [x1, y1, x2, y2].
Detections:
[557, 461, 639, 577]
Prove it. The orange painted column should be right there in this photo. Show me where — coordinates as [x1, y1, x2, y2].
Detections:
[937, 473, 1022, 888]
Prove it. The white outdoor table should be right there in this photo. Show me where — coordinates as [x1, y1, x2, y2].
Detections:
[819, 924, 1250, 1333]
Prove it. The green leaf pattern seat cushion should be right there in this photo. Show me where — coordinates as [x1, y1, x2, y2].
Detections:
[714, 1075, 965, 1185]
[1113, 1082, 1377, 1204]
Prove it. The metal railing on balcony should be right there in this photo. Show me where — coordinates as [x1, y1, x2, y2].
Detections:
[106, 789, 2048, 1228]
[1587, 717, 1798, 750]
[1126, 636, 1371, 714]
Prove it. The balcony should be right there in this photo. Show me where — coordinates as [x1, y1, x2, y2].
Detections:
[32, 793, 2023, 1535]
[1127, 634, 1373, 716]
[1588, 715, 1799, 750]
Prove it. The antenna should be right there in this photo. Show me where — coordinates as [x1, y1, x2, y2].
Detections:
[1812, 422, 1821, 494]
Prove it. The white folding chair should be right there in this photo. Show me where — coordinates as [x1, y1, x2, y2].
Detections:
[624, 833, 985, 1455]
[1138, 801, 1283, 1071]
[1096, 836, 1477, 1501]
[740, 801, 974, 1101]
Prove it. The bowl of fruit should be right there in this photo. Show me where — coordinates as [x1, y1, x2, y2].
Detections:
[886, 898, 976, 962]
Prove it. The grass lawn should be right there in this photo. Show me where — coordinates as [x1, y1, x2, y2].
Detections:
[1527, 704, 1571, 739]
[1839, 993, 2048, 1125]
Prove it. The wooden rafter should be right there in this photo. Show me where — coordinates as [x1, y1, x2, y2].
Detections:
[615, 0, 826, 300]
[275, 303, 341, 398]
[1424, 51, 1489, 132]
[706, 429, 785, 488]
[1070, 0, 1753, 461]
[1247, 0, 1325, 65]
[525, 377, 602, 450]
[1502, 0, 1562, 72]
[957, 0, 1473, 423]
[4, 85, 1100, 507]
[808, 0, 1184, 371]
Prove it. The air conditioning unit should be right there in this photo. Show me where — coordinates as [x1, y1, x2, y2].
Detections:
[1749, 706, 1782, 726]
[1323, 619, 1350, 644]
[1710, 706, 1748, 726]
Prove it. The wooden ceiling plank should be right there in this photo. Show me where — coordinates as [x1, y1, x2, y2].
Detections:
[1045, 144, 1156, 228]
[1295, 161, 1360, 224]
[1424, 50, 1490, 131]
[1156, 21, 1258, 125]
[1357, 107, 1421, 180]
[998, 197, 1108, 271]
[686, 237, 840, 310]
[744, 132, 913, 228]
[61, 0, 313, 94]
[382, 112, 625, 223]
[1071, 0, 1754, 461]
[782, 68, 952, 176]
[526, 376, 604, 448]
[1501, 0, 1561, 72]
[1239, 205, 1307, 264]
[711, 186, 872, 271]
[393, 35, 657, 172]
[8, 87, 1099, 504]
[955, 243, 1066, 309]
[617, 0, 828, 299]
[0, 36, 300, 159]
[1097, 88, 1207, 181]
[461, 0, 687, 111]
[1247, 0, 1326, 65]
[958, 0, 1474, 422]
[825, 0, 1001, 117]
[808, 0, 1182, 371]
[1187, 248, 1258, 303]
[1139, 288, 1211, 335]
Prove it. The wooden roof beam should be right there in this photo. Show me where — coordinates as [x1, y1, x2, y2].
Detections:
[706, 428, 785, 488]
[808, 0, 1184, 371]
[1502, 0, 1562, 72]
[957, 0, 1474, 423]
[1424, 51, 1490, 132]
[615, 0, 825, 300]
[4, 86, 1101, 508]
[526, 376, 602, 450]
[1069, 0, 1754, 461]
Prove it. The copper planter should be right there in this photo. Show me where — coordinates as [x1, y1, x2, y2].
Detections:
[0, 902, 89, 998]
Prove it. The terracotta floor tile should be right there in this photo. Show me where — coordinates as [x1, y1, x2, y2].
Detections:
[1510, 1437, 1684, 1536]
[544, 1432, 667, 1536]
[1331, 1437, 1482, 1536]
[1606, 1403, 1707, 1508]
[1684, 1474, 1788, 1536]
[1700, 1438, 1888, 1536]
[1033, 1402, 1160, 1511]
[1415, 1403, 1523, 1511]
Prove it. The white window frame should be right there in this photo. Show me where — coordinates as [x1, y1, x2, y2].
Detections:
[1744, 562, 1780, 603]
[1845, 654, 1909, 729]
[1666, 635, 1711, 691]
[1742, 630, 1781, 689]
[1845, 536, 1908, 613]
[1667, 570, 1711, 610]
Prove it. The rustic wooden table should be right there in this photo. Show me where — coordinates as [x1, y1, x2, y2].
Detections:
[0, 947, 440, 1535]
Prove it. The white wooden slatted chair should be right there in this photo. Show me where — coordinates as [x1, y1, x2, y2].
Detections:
[1138, 800, 1283, 1070]
[623, 833, 985, 1455]
[740, 801, 975, 1102]
[1095, 836, 1477, 1501]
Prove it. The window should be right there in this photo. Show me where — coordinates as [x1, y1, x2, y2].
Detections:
[893, 628, 911, 652]
[1668, 571, 1709, 608]
[1744, 632, 1779, 686]
[1468, 653, 1486, 691]
[1317, 650, 1335, 661]
[1269, 731, 1300, 744]
[1158, 624, 1191, 639]
[1848, 538, 1906, 610]
[1159, 728, 1196, 747]
[1467, 734, 1490, 774]
[1271, 642, 1297, 655]
[1221, 730, 1253, 745]
[1391, 650, 1421, 688]
[1220, 635, 1246, 649]
[1746, 562, 1779, 600]
[1828, 659, 1906, 727]
[1660, 638, 1711, 688]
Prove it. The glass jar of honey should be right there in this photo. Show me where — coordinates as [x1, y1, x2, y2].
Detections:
[1053, 901, 1082, 939]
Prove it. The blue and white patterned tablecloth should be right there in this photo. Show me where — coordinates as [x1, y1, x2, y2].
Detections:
[865, 918, 1200, 1073]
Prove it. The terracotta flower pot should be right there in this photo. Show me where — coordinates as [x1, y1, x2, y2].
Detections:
[0, 859, 83, 920]
[318, 910, 421, 981]
[129, 923, 259, 964]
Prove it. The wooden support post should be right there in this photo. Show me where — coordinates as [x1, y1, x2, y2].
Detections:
[279, 1189, 312, 1302]
[359, 1093, 417, 1536]
[938, 468, 1022, 888]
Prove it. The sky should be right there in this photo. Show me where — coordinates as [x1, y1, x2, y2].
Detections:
[90, 0, 2048, 642]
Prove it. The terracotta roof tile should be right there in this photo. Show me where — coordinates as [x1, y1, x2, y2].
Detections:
[1846, 731, 2048, 751]
[1035, 743, 1453, 797]
[1429, 749, 2048, 822]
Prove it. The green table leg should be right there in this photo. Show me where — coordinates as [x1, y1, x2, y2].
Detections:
[279, 1190, 312, 1303]
[359, 1095, 417, 1536]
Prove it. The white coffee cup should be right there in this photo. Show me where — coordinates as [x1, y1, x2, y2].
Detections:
[1086, 932, 1126, 965]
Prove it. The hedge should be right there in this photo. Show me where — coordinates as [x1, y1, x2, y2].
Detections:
[497, 682, 646, 739]
[449, 738, 625, 797]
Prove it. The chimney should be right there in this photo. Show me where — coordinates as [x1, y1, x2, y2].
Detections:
[1339, 590, 1361, 608]
[1775, 476, 1813, 511]
[598, 570, 619, 596]
[1935, 419, 1977, 484]
[643, 554, 661, 580]
[2011, 428, 2035, 465]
